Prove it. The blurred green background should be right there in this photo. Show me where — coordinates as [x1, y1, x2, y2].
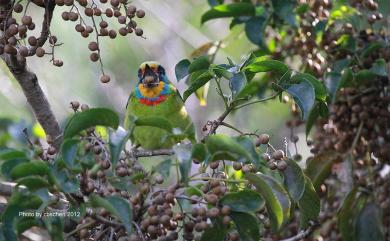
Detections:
[0, 0, 310, 156]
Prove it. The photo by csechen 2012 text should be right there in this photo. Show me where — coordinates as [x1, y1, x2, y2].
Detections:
[18, 211, 81, 218]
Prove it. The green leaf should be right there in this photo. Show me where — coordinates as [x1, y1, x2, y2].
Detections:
[206, 134, 251, 161]
[284, 81, 315, 120]
[109, 127, 130, 167]
[244, 60, 289, 76]
[291, 73, 327, 101]
[305, 152, 338, 191]
[173, 144, 192, 184]
[229, 71, 247, 97]
[306, 102, 320, 137]
[234, 136, 261, 167]
[185, 186, 203, 197]
[64, 108, 119, 139]
[175, 59, 191, 81]
[134, 117, 173, 133]
[245, 173, 291, 231]
[11, 161, 50, 179]
[355, 202, 385, 241]
[355, 70, 376, 83]
[220, 190, 264, 212]
[89, 194, 133, 234]
[16, 176, 50, 191]
[188, 56, 210, 74]
[361, 41, 387, 58]
[235, 79, 267, 100]
[230, 212, 260, 241]
[153, 159, 171, 179]
[338, 187, 359, 241]
[245, 16, 268, 47]
[0, 149, 27, 161]
[201, 3, 256, 24]
[201, 219, 227, 241]
[336, 34, 356, 52]
[16, 217, 40, 234]
[183, 71, 213, 102]
[61, 139, 79, 169]
[298, 176, 320, 228]
[44, 216, 64, 241]
[283, 159, 306, 201]
[273, 0, 297, 26]
[369, 58, 388, 77]
[191, 143, 207, 163]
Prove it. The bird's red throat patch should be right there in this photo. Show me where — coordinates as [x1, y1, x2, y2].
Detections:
[139, 95, 168, 106]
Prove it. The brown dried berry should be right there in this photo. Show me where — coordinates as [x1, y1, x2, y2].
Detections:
[70, 101, 80, 110]
[99, 20, 108, 28]
[85, 8, 93, 16]
[55, 0, 64, 5]
[110, 0, 119, 7]
[205, 194, 218, 205]
[94, 8, 102, 16]
[4, 45, 17, 55]
[90, 53, 100, 62]
[22, 16, 32, 25]
[127, 5, 136, 15]
[28, 36, 38, 46]
[100, 75, 110, 83]
[35, 47, 45, 57]
[118, 16, 126, 24]
[277, 160, 288, 171]
[64, 0, 73, 6]
[69, 12, 79, 21]
[136, 9, 145, 18]
[258, 133, 270, 145]
[105, 8, 113, 17]
[119, 27, 128, 36]
[13, 3, 23, 13]
[108, 30, 117, 39]
[85, 26, 94, 33]
[233, 162, 242, 170]
[79, 0, 87, 6]
[61, 11, 69, 21]
[75, 24, 85, 32]
[272, 150, 284, 160]
[207, 207, 220, 218]
[88, 41, 99, 51]
[81, 104, 89, 111]
[18, 46, 29, 57]
[135, 28, 143, 36]
[49, 36, 57, 45]
[18, 25, 27, 34]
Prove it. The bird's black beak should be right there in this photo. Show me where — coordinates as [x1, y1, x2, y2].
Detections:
[142, 64, 159, 88]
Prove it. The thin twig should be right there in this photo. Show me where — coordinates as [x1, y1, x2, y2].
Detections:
[280, 223, 318, 241]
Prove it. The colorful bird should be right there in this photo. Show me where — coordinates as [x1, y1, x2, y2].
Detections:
[124, 61, 195, 150]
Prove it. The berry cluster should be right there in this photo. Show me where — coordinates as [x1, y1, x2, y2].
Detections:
[0, 0, 146, 83]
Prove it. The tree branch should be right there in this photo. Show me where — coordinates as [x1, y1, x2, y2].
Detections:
[280, 223, 318, 241]
[127, 148, 175, 158]
[0, 0, 61, 149]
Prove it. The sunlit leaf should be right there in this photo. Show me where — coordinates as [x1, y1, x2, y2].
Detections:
[201, 3, 255, 24]
[64, 108, 119, 139]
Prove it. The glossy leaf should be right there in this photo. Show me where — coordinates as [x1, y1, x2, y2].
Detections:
[43, 216, 64, 241]
[355, 202, 385, 241]
[338, 187, 358, 241]
[61, 139, 79, 169]
[89, 194, 133, 234]
[283, 159, 306, 201]
[305, 152, 338, 191]
[235, 78, 268, 100]
[183, 71, 213, 101]
[245, 60, 289, 76]
[230, 212, 260, 241]
[135, 117, 173, 133]
[245, 16, 267, 47]
[64, 108, 119, 139]
[173, 144, 192, 184]
[246, 173, 290, 231]
[153, 159, 171, 179]
[369, 58, 388, 77]
[284, 81, 315, 120]
[229, 71, 247, 97]
[16, 176, 50, 191]
[188, 56, 210, 74]
[109, 127, 130, 167]
[201, 3, 255, 24]
[306, 102, 320, 137]
[220, 190, 264, 212]
[0, 149, 27, 161]
[298, 176, 320, 228]
[291, 73, 327, 101]
[175, 59, 191, 81]
[11, 161, 50, 180]
[191, 143, 207, 163]
[205, 134, 251, 161]
[201, 219, 227, 241]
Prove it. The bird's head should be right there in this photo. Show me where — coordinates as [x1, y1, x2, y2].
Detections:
[138, 61, 167, 88]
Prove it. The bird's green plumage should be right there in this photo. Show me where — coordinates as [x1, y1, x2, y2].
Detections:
[124, 74, 195, 150]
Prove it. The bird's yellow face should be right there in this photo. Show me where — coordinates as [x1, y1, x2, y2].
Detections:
[138, 61, 166, 88]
